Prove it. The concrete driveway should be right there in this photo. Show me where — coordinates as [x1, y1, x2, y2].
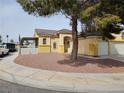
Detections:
[110, 55, 124, 62]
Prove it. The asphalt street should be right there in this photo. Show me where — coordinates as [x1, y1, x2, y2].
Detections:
[0, 79, 72, 93]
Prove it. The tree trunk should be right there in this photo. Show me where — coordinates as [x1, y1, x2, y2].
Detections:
[71, 14, 78, 61]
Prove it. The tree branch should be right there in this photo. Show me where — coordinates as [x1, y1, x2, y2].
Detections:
[60, 10, 72, 20]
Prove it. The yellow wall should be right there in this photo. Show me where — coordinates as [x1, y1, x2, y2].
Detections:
[35, 32, 72, 53]
[59, 34, 72, 45]
[35, 31, 124, 55]
[59, 34, 72, 53]
[89, 43, 98, 56]
[58, 45, 64, 53]
[35, 33, 51, 53]
[38, 45, 50, 53]
[78, 38, 98, 56]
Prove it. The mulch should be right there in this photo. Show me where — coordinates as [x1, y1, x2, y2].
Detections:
[14, 53, 124, 73]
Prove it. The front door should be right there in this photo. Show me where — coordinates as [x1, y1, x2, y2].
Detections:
[64, 37, 70, 53]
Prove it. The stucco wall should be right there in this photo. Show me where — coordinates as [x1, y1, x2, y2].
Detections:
[38, 45, 50, 53]
[38, 37, 51, 53]
[78, 38, 98, 56]
[59, 34, 72, 53]
[59, 34, 72, 45]
[39, 37, 50, 45]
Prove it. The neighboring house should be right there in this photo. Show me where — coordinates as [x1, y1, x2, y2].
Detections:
[34, 29, 72, 53]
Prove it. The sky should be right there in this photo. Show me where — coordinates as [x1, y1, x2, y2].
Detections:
[0, 0, 81, 43]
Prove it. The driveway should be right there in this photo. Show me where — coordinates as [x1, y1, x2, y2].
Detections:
[110, 55, 124, 62]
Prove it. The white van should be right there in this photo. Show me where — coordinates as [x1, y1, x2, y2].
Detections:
[0, 45, 9, 56]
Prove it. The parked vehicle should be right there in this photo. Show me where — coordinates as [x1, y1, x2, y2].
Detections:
[3, 43, 16, 52]
[0, 45, 9, 56]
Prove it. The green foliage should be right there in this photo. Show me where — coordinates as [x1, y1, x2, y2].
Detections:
[17, 0, 83, 17]
[81, 3, 100, 22]
[17, 0, 59, 17]
[80, 0, 123, 39]
[100, 0, 124, 20]
[102, 23, 123, 40]
[94, 13, 122, 31]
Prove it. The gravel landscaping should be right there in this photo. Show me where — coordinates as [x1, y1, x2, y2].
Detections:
[14, 53, 124, 73]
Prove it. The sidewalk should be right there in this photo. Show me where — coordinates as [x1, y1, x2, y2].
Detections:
[0, 53, 124, 93]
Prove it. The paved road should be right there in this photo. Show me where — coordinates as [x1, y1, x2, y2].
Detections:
[1, 79, 124, 93]
[0, 79, 73, 93]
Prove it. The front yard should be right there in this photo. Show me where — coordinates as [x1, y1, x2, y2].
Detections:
[14, 53, 124, 73]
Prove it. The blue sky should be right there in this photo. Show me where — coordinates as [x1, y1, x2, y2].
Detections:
[0, 0, 81, 43]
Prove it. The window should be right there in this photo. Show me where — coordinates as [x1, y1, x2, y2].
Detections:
[43, 38, 46, 44]
[122, 32, 124, 39]
[53, 42, 56, 49]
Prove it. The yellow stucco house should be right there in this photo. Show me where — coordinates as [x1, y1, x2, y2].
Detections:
[34, 28, 124, 56]
[21, 28, 124, 56]
[34, 29, 72, 53]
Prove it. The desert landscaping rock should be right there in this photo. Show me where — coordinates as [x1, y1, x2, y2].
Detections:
[15, 53, 124, 73]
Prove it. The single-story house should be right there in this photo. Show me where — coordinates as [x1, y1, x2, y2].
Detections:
[20, 29, 124, 56]
[34, 29, 72, 53]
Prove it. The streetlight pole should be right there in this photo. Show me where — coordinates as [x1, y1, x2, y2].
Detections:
[19, 35, 21, 55]
[6, 35, 9, 43]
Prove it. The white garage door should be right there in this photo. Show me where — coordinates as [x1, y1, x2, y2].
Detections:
[111, 42, 124, 55]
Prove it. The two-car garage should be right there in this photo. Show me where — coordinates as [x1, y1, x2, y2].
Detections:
[78, 37, 124, 56]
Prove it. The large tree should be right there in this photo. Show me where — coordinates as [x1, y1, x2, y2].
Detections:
[100, 0, 124, 20]
[80, 0, 124, 39]
[17, 0, 86, 61]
